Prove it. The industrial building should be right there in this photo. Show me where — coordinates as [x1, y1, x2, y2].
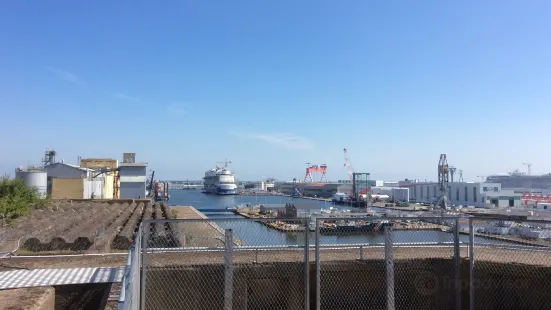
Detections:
[80, 158, 119, 199]
[371, 187, 410, 202]
[336, 179, 389, 187]
[278, 182, 353, 198]
[14, 150, 149, 200]
[44, 163, 106, 199]
[405, 181, 522, 208]
[119, 163, 147, 199]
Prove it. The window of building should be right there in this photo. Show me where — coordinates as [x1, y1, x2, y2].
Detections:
[433, 186, 436, 197]
[483, 187, 487, 191]
[464, 186, 468, 201]
[473, 187, 477, 202]
[494, 187, 498, 192]
[456, 188, 459, 200]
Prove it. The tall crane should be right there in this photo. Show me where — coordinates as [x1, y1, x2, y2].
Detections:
[304, 164, 328, 182]
[449, 166, 457, 182]
[435, 154, 450, 209]
[343, 148, 354, 181]
[522, 162, 532, 175]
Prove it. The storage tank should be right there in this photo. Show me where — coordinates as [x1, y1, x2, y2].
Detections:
[15, 169, 47, 198]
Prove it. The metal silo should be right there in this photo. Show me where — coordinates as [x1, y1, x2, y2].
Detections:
[15, 168, 48, 198]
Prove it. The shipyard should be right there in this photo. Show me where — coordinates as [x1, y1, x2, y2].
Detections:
[1, 147, 551, 310]
[3, 2, 551, 310]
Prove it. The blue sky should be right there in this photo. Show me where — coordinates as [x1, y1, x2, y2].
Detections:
[1, 0, 550, 182]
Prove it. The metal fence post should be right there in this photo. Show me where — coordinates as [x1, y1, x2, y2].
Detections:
[224, 229, 234, 310]
[140, 221, 149, 310]
[469, 219, 475, 310]
[385, 225, 395, 310]
[454, 217, 461, 310]
[315, 218, 321, 310]
[304, 218, 310, 310]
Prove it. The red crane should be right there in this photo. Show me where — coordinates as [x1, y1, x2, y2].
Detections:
[304, 164, 328, 182]
[343, 148, 354, 181]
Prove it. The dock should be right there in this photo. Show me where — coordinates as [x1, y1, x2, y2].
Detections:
[235, 211, 312, 232]
[169, 206, 242, 246]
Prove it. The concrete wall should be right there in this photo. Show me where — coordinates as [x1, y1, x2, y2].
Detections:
[49, 178, 84, 199]
[44, 163, 88, 179]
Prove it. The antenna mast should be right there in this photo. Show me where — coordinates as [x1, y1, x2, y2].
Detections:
[522, 162, 532, 175]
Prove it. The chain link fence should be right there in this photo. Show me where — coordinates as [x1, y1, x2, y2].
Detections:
[142, 218, 310, 310]
[314, 215, 462, 310]
[117, 215, 551, 310]
[468, 217, 551, 310]
[118, 224, 142, 310]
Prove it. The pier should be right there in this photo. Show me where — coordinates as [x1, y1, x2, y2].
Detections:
[169, 206, 242, 246]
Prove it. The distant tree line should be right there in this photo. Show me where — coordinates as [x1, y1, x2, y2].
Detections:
[0, 175, 48, 226]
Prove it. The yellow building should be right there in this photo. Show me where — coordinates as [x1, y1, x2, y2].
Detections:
[80, 158, 119, 199]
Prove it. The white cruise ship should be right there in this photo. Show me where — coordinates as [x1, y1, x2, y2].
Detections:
[203, 161, 238, 195]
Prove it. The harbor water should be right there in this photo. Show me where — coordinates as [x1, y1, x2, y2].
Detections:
[169, 190, 509, 246]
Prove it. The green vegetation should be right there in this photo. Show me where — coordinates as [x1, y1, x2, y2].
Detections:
[0, 175, 49, 226]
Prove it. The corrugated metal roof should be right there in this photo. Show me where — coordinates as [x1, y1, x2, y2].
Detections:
[0, 267, 124, 289]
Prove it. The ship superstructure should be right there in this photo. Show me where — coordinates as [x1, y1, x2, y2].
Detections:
[486, 170, 551, 190]
[203, 160, 238, 195]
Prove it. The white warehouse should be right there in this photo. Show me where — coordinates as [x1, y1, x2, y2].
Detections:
[406, 182, 522, 208]
[371, 187, 410, 202]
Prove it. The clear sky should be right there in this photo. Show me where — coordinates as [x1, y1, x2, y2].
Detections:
[1, 0, 550, 182]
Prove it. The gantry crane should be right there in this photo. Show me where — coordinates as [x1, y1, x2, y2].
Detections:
[449, 166, 457, 182]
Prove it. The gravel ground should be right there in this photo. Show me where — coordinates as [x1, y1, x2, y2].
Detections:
[0, 286, 54, 310]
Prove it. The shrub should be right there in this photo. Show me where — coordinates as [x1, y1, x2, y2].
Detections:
[0, 175, 48, 226]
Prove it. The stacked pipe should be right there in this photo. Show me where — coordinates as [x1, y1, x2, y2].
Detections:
[112, 202, 145, 250]
[86, 202, 138, 253]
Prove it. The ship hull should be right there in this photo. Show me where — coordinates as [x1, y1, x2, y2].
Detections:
[202, 185, 237, 195]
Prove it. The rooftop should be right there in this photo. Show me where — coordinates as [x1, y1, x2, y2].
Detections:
[119, 162, 148, 167]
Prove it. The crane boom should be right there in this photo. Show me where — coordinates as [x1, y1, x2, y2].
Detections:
[343, 148, 354, 181]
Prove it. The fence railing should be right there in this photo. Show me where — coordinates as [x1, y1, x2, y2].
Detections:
[118, 223, 142, 310]
[118, 215, 551, 310]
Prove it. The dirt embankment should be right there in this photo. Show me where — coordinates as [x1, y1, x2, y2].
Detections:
[0, 200, 156, 254]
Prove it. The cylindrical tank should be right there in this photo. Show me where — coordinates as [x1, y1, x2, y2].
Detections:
[15, 170, 47, 198]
